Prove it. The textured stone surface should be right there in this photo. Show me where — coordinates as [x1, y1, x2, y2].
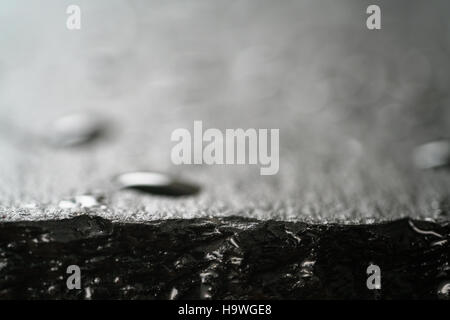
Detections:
[1, 0, 450, 223]
[0, 215, 449, 299]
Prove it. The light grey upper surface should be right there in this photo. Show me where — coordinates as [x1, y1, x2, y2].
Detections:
[1, 0, 450, 222]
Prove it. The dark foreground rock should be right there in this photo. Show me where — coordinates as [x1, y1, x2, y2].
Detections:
[0, 215, 449, 299]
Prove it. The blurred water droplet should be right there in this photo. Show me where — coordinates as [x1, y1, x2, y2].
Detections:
[47, 113, 106, 147]
[58, 199, 77, 209]
[59, 194, 104, 209]
[437, 281, 450, 300]
[94, 277, 101, 284]
[413, 140, 450, 170]
[75, 195, 100, 208]
[114, 171, 200, 197]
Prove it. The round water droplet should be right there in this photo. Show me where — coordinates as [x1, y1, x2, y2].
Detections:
[114, 171, 200, 197]
[47, 113, 106, 147]
[413, 140, 450, 170]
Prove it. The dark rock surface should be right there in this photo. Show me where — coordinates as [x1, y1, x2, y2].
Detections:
[0, 215, 449, 299]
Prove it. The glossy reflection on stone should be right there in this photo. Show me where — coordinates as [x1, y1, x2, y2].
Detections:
[114, 171, 200, 197]
[47, 113, 106, 147]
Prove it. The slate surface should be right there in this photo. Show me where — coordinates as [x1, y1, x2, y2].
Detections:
[1, 0, 450, 223]
[0, 215, 449, 299]
[1, 0, 450, 300]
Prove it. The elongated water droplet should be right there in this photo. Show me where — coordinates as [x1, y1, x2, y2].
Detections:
[413, 140, 450, 170]
[47, 113, 106, 147]
[114, 171, 200, 197]
[169, 287, 178, 300]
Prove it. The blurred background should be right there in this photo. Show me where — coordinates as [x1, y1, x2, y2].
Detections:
[0, 0, 450, 222]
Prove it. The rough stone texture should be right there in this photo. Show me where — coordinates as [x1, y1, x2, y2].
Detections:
[1, 0, 450, 223]
[0, 215, 449, 299]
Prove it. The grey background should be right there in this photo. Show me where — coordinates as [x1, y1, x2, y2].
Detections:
[1, 0, 450, 222]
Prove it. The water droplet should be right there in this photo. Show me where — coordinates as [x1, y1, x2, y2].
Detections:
[413, 140, 450, 170]
[229, 236, 240, 249]
[437, 281, 450, 300]
[47, 113, 106, 148]
[58, 194, 104, 209]
[58, 199, 77, 209]
[75, 195, 100, 208]
[230, 257, 243, 266]
[47, 286, 56, 295]
[84, 287, 92, 300]
[40, 233, 51, 243]
[169, 287, 178, 300]
[114, 171, 200, 197]
[299, 259, 316, 278]
[301, 260, 316, 268]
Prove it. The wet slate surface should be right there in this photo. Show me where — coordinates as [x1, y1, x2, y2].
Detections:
[0, 215, 449, 300]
